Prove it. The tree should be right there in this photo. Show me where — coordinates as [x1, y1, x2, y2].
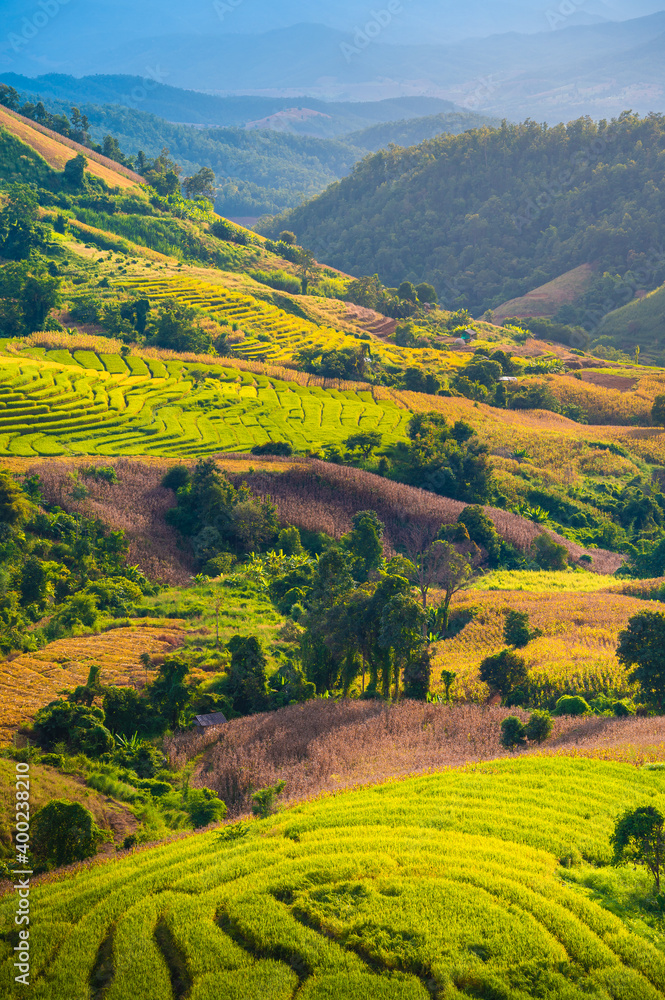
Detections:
[345, 431, 382, 460]
[148, 656, 192, 729]
[379, 593, 427, 700]
[532, 533, 569, 571]
[416, 282, 437, 304]
[479, 649, 528, 703]
[398, 281, 417, 303]
[103, 686, 153, 738]
[149, 299, 212, 353]
[32, 700, 113, 755]
[226, 636, 269, 714]
[525, 710, 552, 744]
[0, 470, 32, 525]
[652, 395, 665, 427]
[278, 231, 297, 245]
[611, 806, 665, 893]
[458, 506, 500, 565]
[403, 646, 431, 700]
[32, 800, 107, 869]
[63, 153, 87, 188]
[434, 543, 476, 632]
[503, 610, 533, 649]
[343, 510, 384, 582]
[501, 716, 527, 750]
[183, 167, 216, 201]
[617, 612, 665, 710]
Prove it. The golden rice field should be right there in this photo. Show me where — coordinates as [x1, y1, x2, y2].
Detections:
[433, 589, 649, 704]
[5, 756, 665, 999]
[0, 624, 184, 744]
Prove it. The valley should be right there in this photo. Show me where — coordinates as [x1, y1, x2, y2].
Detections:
[1, 22, 665, 1000]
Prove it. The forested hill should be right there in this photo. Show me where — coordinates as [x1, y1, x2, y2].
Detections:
[263, 113, 665, 319]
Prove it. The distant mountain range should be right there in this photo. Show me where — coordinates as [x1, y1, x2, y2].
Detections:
[1, 6, 664, 120]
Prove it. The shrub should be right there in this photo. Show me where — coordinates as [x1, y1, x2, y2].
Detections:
[202, 553, 236, 577]
[458, 506, 500, 565]
[613, 700, 635, 717]
[31, 800, 108, 869]
[500, 716, 527, 750]
[251, 779, 286, 819]
[525, 710, 552, 744]
[553, 695, 590, 716]
[251, 441, 293, 456]
[186, 787, 227, 828]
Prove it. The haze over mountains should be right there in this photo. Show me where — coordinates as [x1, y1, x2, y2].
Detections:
[2, 1, 664, 121]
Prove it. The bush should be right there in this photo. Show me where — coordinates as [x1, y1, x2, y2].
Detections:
[525, 710, 552, 744]
[458, 506, 500, 565]
[251, 779, 286, 819]
[31, 799, 107, 869]
[186, 787, 227, 828]
[202, 553, 236, 577]
[251, 441, 293, 456]
[613, 700, 635, 717]
[553, 695, 590, 716]
[500, 716, 527, 750]
[250, 269, 301, 295]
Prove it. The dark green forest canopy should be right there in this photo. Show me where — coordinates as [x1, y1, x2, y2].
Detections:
[263, 113, 665, 316]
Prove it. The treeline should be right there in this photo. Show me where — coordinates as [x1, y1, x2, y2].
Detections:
[264, 113, 665, 324]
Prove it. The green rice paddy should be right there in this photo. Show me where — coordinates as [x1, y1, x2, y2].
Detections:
[3, 757, 665, 999]
[114, 276, 359, 363]
[0, 350, 410, 457]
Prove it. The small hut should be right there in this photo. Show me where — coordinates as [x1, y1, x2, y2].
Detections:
[193, 711, 228, 736]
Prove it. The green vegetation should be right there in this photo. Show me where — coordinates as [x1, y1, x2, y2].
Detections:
[267, 113, 665, 338]
[5, 758, 665, 998]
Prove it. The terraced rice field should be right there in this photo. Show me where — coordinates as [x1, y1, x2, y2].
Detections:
[0, 351, 410, 457]
[114, 276, 360, 363]
[0, 624, 185, 743]
[4, 757, 665, 999]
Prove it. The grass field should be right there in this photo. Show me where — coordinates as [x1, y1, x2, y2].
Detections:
[0, 350, 410, 458]
[5, 756, 665, 999]
[0, 624, 185, 744]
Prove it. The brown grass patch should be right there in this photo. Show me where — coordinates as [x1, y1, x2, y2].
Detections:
[0, 106, 140, 188]
[0, 624, 185, 744]
[165, 699, 665, 816]
[492, 264, 595, 322]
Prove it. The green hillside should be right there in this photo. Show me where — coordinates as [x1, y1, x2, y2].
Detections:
[345, 110, 501, 153]
[264, 113, 665, 329]
[597, 281, 665, 355]
[5, 757, 665, 999]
